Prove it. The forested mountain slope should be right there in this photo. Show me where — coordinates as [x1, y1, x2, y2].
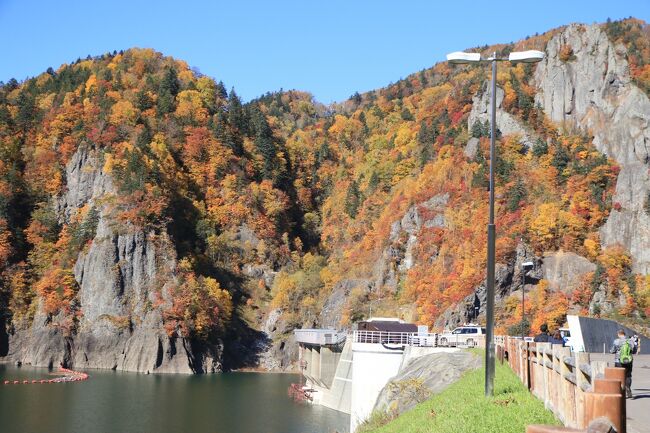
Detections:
[0, 18, 648, 372]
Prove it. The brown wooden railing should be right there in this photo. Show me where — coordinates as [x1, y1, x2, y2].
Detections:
[495, 336, 627, 433]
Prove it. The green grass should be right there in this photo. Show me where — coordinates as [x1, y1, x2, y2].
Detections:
[358, 355, 560, 433]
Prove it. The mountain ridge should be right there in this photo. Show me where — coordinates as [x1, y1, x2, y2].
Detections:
[0, 18, 648, 373]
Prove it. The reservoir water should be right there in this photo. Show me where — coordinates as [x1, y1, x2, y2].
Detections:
[0, 364, 349, 433]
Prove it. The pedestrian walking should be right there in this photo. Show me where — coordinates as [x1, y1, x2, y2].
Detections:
[609, 329, 638, 398]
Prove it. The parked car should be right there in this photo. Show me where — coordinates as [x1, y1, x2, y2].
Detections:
[438, 325, 486, 347]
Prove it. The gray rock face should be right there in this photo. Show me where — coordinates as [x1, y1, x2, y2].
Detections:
[464, 137, 480, 159]
[319, 279, 371, 328]
[542, 251, 596, 294]
[256, 308, 297, 371]
[5, 145, 221, 374]
[535, 23, 650, 273]
[437, 242, 540, 329]
[373, 351, 481, 415]
[468, 83, 537, 148]
[373, 194, 450, 292]
[55, 143, 114, 220]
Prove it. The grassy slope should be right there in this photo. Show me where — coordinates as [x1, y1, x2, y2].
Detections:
[359, 356, 559, 433]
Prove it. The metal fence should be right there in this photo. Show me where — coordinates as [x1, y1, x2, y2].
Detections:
[352, 330, 439, 347]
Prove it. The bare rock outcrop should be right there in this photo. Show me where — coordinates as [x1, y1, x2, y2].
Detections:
[437, 242, 541, 329]
[373, 193, 449, 292]
[468, 83, 537, 148]
[5, 144, 222, 374]
[541, 251, 596, 294]
[535, 23, 650, 273]
[373, 351, 481, 416]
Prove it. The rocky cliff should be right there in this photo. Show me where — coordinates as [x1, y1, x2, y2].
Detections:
[5, 144, 221, 373]
[536, 23, 650, 273]
[439, 22, 650, 330]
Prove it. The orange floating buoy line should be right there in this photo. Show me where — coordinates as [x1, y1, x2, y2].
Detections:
[2, 367, 89, 385]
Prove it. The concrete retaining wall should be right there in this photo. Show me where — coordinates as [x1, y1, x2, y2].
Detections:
[574, 316, 649, 354]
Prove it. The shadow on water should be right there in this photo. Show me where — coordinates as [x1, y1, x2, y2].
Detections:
[221, 315, 271, 371]
[0, 317, 8, 357]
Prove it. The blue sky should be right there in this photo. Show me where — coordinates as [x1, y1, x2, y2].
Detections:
[1, 1, 648, 103]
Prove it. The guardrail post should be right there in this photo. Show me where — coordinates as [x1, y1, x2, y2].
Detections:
[559, 346, 573, 426]
[603, 367, 626, 433]
[583, 391, 624, 433]
[520, 340, 526, 381]
[549, 344, 559, 416]
[539, 343, 552, 409]
[591, 361, 606, 379]
[604, 367, 626, 394]
[530, 343, 537, 394]
[574, 352, 590, 429]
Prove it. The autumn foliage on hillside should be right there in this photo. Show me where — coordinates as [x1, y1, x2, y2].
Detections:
[0, 49, 323, 340]
[271, 18, 648, 334]
[0, 18, 648, 344]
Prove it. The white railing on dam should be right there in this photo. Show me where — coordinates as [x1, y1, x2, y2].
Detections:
[352, 330, 439, 347]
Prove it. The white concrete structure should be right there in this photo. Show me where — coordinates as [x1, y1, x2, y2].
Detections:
[294, 323, 465, 433]
[350, 339, 405, 433]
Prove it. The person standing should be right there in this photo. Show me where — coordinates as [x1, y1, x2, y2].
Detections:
[549, 330, 564, 346]
[533, 324, 550, 342]
[610, 329, 637, 398]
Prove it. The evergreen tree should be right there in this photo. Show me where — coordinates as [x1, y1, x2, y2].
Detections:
[157, 67, 179, 115]
[507, 178, 527, 212]
[471, 120, 489, 138]
[228, 89, 248, 133]
[400, 107, 414, 121]
[135, 89, 153, 111]
[316, 141, 331, 164]
[216, 81, 228, 100]
[532, 138, 548, 157]
[157, 90, 175, 115]
[160, 67, 180, 96]
[15, 90, 36, 130]
[251, 107, 276, 180]
[419, 144, 432, 168]
[419, 70, 428, 87]
[344, 180, 361, 218]
[135, 122, 152, 150]
[368, 171, 380, 192]
[472, 148, 489, 189]
[417, 121, 437, 145]
[551, 144, 570, 178]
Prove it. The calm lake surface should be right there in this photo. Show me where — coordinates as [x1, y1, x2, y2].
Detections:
[0, 364, 349, 433]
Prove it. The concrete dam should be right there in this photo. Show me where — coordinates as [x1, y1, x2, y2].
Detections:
[293, 318, 465, 433]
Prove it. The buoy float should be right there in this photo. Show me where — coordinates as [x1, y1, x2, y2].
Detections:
[4, 368, 89, 385]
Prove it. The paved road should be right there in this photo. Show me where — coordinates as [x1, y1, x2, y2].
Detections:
[589, 353, 650, 433]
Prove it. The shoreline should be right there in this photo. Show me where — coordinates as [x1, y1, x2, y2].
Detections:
[1, 360, 300, 376]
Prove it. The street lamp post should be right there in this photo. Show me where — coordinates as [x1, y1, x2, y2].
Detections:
[446, 49, 544, 397]
[521, 261, 534, 339]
